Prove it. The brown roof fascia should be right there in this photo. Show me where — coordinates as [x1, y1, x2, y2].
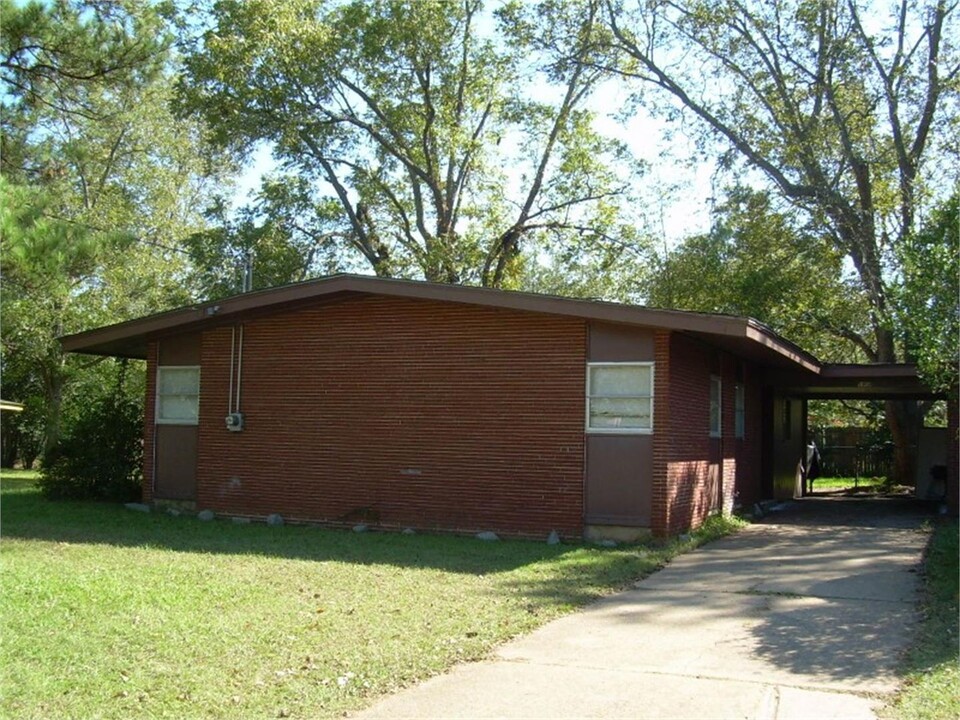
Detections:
[60, 274, 821, 371]
[61, 304, 211, 356]
[820, 363, 920, 379]
[744, 321, 821, 373]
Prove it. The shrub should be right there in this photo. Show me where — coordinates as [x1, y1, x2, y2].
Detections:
[39, 395, 143, 502]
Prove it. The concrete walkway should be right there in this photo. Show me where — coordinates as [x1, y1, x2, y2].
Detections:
[356, 497, 933, 719]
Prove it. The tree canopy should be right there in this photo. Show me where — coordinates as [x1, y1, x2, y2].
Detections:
[178, 0, 644, 288]
[896, 194, 959, 393]
[1, 0, 226, 458]
[605, 0, 958, 366]
[646, 187, 870, 362]
[603, 0, 958, 481]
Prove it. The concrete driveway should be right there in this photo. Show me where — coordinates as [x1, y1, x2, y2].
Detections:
[356, 496, 933, 719]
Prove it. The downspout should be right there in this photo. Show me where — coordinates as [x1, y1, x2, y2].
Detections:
[228, 327, 236, 414]
[235, 325, 244, 413]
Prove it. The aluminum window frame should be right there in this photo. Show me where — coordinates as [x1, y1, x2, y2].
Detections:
[709, 375, 722, 438]
[585, 361, 655, 435]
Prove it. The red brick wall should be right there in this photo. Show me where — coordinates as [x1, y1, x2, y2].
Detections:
[190, 296, 587, 537]
[142, 342, 157, 504]
[651, 331, 671, 535]
[948, 397, 958, 516]
[720, 365, 736, 515]
[733, 367, 764, 509]
[659, 334, 720, 534]
[652, 334, 760, 535]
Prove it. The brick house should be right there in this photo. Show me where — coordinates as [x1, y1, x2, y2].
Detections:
[61, 274, 949, 538]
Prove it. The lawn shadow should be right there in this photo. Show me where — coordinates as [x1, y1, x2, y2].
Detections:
[0, 479, 609, 579]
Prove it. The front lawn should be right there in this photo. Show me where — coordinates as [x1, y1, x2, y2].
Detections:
[0, 474, 743, 719]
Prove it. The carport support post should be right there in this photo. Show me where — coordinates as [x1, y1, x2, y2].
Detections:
[801, 399, 809, 496]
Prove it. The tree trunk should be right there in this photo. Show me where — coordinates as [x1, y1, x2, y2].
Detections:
[873, 318, 920, 486]
[42, 368, 64, 464]
[885, 400, 919, 486]
[0, 423, 20, 468]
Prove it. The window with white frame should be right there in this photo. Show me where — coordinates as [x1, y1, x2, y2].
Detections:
[586, 363, 653, 432]
[157, 366, 200, 424]
[734, 383, 745, 439]
[709, 375, 722, 437]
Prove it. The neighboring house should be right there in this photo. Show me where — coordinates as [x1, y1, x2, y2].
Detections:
[60, 274, 950, 538]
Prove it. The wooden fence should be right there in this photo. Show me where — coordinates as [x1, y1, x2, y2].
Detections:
[811, 426, 896, 479]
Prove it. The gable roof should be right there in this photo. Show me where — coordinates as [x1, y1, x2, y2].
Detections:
[61, 273, 822, 371]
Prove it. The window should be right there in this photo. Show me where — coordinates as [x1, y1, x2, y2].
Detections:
[734, 383, 745, 439]
[157, 366, 200, 424]
[709, 375, 722, 437]
[586, 363, 653, 432]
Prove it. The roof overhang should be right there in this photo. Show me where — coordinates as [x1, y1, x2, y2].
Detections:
[60, 274, 821, 372]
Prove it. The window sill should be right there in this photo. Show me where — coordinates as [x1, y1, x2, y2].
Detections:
[587, 428, 653, 435]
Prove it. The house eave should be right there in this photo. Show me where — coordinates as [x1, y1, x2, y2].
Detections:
[59, 273, 821, 372]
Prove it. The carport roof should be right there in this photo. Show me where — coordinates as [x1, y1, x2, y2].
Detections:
[59, 274, 931, 397]
[768, 364, 940, 399]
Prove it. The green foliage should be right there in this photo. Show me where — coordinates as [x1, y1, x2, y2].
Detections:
[647, 188, 869, 361]
[808, 398, 889, 433]
[895, 195, 960, 394]
[0, 396, 45, 470]
[606, 0, 959, 366]
[39, 390, 144, 502]
[178, 0, 640, 287]
[606, 0, 954, 480]
[1, 1, 226, 464]
[0, 0, 165, 107]
[185, 178, 348, 299]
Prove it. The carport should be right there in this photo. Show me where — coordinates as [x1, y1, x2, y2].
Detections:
[761, 363, 957, 513]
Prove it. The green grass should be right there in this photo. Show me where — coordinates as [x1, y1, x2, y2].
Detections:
[810, 475, 888, 492]
[884, 519, 960, 720]
[0, 467, 40, 481]
[0, 474, 744, 719]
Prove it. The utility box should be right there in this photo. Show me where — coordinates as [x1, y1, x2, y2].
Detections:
[225, 413, 245, 432]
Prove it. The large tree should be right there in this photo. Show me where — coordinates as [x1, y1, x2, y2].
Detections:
[1, 0, 226, 458]
[603, 0, 958, 481]
[895, 193, 959, 395]
[178, 0, 641, 287]
[647, 187, 870, 361]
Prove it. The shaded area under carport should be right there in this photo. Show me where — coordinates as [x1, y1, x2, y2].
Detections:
[763, 363, 957, 515]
